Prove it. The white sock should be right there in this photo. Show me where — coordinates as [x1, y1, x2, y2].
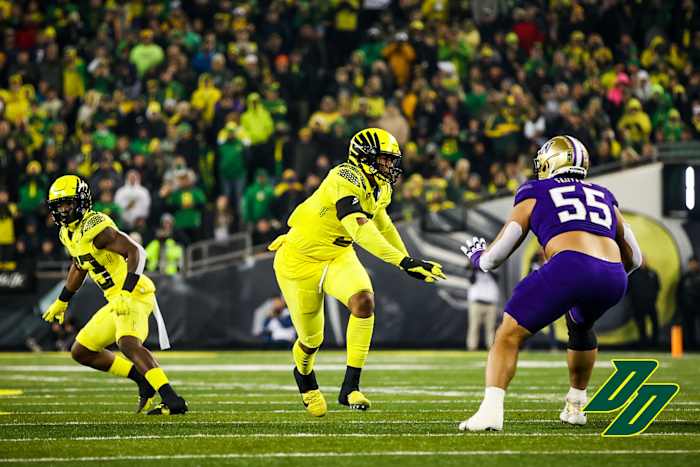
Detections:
[567, 387, 587, 402]
[480, 386, 505, 412]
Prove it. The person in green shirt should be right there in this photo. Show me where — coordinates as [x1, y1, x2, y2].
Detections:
[661, 108, 685, 142]
[217, 122, 248, 204]
[92, 189, 123, 227]
[167, 170, 206, 245]
[262, 83, 288, 124]
[242, 169, 275, 225]
[92, 121, 116, 150]
[18, 161, 48, 219]
[357, 27, 385, 67]
[129, 29, 165, 77]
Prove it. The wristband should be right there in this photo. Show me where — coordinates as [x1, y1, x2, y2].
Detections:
[59, 287, 75, 303]
[122, 272, 140, 292]
[470, 250, 483, 271]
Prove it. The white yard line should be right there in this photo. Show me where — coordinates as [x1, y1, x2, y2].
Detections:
[1, 450, 698, 463]
[1, 419, 695, 427]
[0, 432, 697, 443]
[0, 360, 612, 372]
[2, 408, 698, 415]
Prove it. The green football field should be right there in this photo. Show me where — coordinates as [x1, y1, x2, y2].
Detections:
[0, 350, 698, 466]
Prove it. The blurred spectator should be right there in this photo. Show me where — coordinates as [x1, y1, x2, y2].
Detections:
[251, 296, 296, 345]
[627, 260, 660, 347]
[167, 170, 206, 245]
[618, 98, 652, 150]
[273, 169, 304, 224]
[677, 255, 700, 350]
[383, 32, 415, 87]
[114, 170, 151, 230]
[466, 266, 500, 351]
[0, 188, 18, 267]
[241, 92, 274, 176]
[292, 127, 319, 181]
[217, 121, 248, 205]
[242, 169, 275, 226]
[129, 29, 164, 78]
[213, 195, 237, 241]
[145, 214, 183, 276]
[93, 189, 122, 227]
[17, 161, 47, 221]
[376, 102, 410, 146]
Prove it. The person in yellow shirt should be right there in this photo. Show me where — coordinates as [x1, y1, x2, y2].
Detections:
[42, 175, 187, 415]
[269, 128, 446, 417]
[191, 73, 222, 124]
[0, 74, 33, 124]
[617, 98, 652, 148]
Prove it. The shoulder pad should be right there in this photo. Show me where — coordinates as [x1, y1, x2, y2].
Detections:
[514, 181, 538, 205]
[80, 212, 115, 241]
[336, 164, 365, 189]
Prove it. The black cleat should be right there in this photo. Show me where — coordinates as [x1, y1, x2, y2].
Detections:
[147, 397, 188, 415]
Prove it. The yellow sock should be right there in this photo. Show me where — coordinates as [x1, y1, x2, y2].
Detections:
[346, 314, 374, 368]
[108, 355, 133, 378]
[144, 367, 169, 390]
[293, 339, 317, 375]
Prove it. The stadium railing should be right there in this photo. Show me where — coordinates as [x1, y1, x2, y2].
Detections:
[184, 232, 252, 277]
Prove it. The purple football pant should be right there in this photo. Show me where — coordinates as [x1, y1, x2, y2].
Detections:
[505, 250, 628, 333]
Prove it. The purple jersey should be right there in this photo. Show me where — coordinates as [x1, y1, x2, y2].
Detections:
[514, 177, 618, 247]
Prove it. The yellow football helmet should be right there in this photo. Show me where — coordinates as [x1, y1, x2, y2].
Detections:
[533, 135, 589, 180]
[47, 175, 92, 227]
[348, 128, 403, 184]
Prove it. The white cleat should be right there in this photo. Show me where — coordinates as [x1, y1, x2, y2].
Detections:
[458, 410, 503, 432]
[560, 398, 587, 426]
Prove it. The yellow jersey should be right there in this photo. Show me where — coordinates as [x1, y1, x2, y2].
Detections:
[285, 163, 394, 261]
[58, 211, 155, 299]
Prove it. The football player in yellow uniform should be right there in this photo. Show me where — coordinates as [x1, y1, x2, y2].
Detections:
[269, 128, 446, 417]
[42, 175, 188, 415]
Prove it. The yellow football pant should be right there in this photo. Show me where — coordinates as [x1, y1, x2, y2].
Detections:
[273, 242, 374, 372]
[76, 292, 155, 351]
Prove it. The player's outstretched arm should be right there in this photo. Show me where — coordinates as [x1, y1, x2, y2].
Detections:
[461, 199, 534, 272]
[613, 206, 642, 274]
[340, 212, 446, 283]
[93, 227, 147, 310]
[42, 262, 87, 324]
[373, 208, 409, 257]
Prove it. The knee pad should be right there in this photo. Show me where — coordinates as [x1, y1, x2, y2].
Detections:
[566, 312, 597, 351]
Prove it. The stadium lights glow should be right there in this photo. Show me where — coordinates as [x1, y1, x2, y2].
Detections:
[686, 166, 695, 210]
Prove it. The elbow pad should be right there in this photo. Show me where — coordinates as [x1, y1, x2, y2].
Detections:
[479, 221, 523, 271]
[623, 223, 642, 274]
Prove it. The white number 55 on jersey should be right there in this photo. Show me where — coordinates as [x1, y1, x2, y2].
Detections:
[549, 186, 612, 229]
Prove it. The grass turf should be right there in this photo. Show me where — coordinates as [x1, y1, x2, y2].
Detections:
[0, 350, 698, 466]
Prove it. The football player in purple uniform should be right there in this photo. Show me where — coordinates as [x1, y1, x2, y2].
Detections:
[458, 135, 642, 431]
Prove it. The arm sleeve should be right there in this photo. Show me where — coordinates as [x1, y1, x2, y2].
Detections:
[373, 208, 409, 257]
[340, 213, 406, 267]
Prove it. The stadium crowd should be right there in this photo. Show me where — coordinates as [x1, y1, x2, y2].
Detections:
[1, 0, 699, 270]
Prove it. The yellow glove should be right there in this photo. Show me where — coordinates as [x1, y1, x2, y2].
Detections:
[42, 299, 68, 325]
[399, 257, 447, 283]
[110, 290, 133, 315]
